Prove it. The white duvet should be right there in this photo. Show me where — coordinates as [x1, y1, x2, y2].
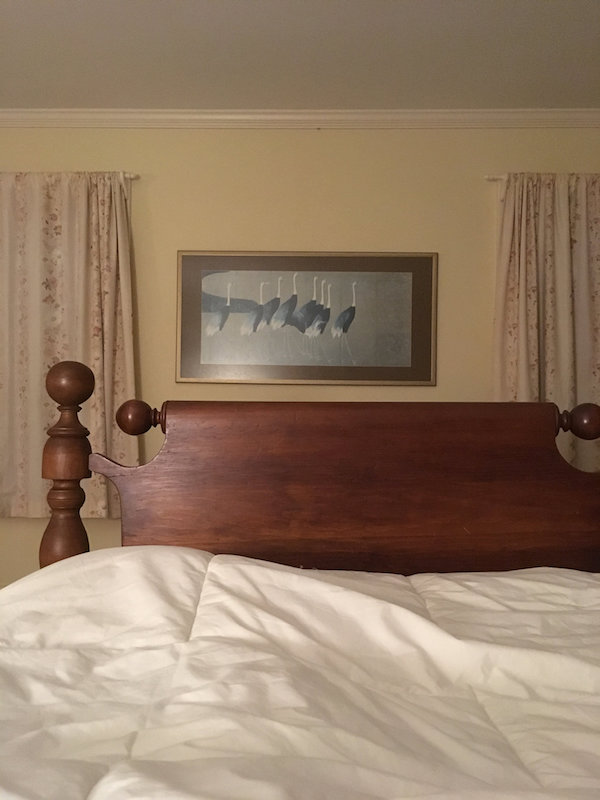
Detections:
[1, 546, 600, 799]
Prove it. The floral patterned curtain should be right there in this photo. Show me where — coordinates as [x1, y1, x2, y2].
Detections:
[0, 172, 138, 516]
[493, 172, 600, 470]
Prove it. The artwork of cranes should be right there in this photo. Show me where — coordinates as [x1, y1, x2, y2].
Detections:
[204, 274, 348, 340]
[178, 253, 437, 383]
[198, 269, 410, 369]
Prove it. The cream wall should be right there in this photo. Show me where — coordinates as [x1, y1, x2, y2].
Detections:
[2, 124, 599, 585]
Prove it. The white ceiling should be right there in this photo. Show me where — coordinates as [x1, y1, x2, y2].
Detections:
[2, 0, 599, 113]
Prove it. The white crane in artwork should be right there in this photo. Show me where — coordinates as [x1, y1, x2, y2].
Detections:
[205, 282, 232, 336]
[261, 276, 282, 326]
[291, 275, 320, 333]
[241, 281, 268, 334]
[271, 272, 298, 329]
[332, 281, 357, 338]
[306, 282, 331, 337]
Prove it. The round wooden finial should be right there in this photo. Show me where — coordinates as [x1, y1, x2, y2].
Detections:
[568, 403, 600, 440]
[46, 361, 95, 407]
[116, 399, 159, 435]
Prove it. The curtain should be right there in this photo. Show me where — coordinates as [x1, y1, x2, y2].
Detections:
[493, 172, 600, 469]
[0, 172, 139, 517]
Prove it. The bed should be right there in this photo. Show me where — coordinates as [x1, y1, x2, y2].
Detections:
[2, 359, 600, 799]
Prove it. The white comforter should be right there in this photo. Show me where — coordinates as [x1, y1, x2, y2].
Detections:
[1, 547, 600, 799]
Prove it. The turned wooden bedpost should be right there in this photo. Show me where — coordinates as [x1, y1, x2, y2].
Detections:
[39, 361, 95, 568]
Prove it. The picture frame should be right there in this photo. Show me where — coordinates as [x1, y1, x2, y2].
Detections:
[177, 251, 437, 384]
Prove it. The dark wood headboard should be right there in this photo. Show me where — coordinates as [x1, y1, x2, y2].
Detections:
[40, 361, 600, 574]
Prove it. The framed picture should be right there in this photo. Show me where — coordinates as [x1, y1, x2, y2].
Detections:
[177, 251, 437, 384]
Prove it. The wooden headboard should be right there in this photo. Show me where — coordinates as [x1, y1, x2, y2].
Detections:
[40, 361, 600, 574]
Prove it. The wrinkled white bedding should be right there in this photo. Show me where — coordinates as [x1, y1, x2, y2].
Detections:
[1, 545, 600, 799]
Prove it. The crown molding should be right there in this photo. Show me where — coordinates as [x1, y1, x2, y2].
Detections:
[1, 107, 599, 129]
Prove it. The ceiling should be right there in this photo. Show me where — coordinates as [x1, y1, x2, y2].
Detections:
[2, 0, 599, 113]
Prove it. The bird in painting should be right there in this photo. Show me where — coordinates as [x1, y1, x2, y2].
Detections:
[306, 282, 331, 337]
[332, 281, 357, 337]
[241, 281, 268, 334]
[261, 276, 282, 326]
[205, 282, 232, 336]
[292, 275, 320, 333]
[271, 272, 298, 329]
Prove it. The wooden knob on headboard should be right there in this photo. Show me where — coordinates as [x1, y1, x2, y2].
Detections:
[568, 403, 600, 440]
[46, 360, 95, 407]
[116, 399, 165, 435]
[558, 403, 600, 440]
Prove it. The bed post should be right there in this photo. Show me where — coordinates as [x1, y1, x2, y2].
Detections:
[39, 361, 95, 568]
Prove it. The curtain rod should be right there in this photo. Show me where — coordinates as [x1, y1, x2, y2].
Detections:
[485, 174, 505, 181]
[124, 172, 140, 180]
